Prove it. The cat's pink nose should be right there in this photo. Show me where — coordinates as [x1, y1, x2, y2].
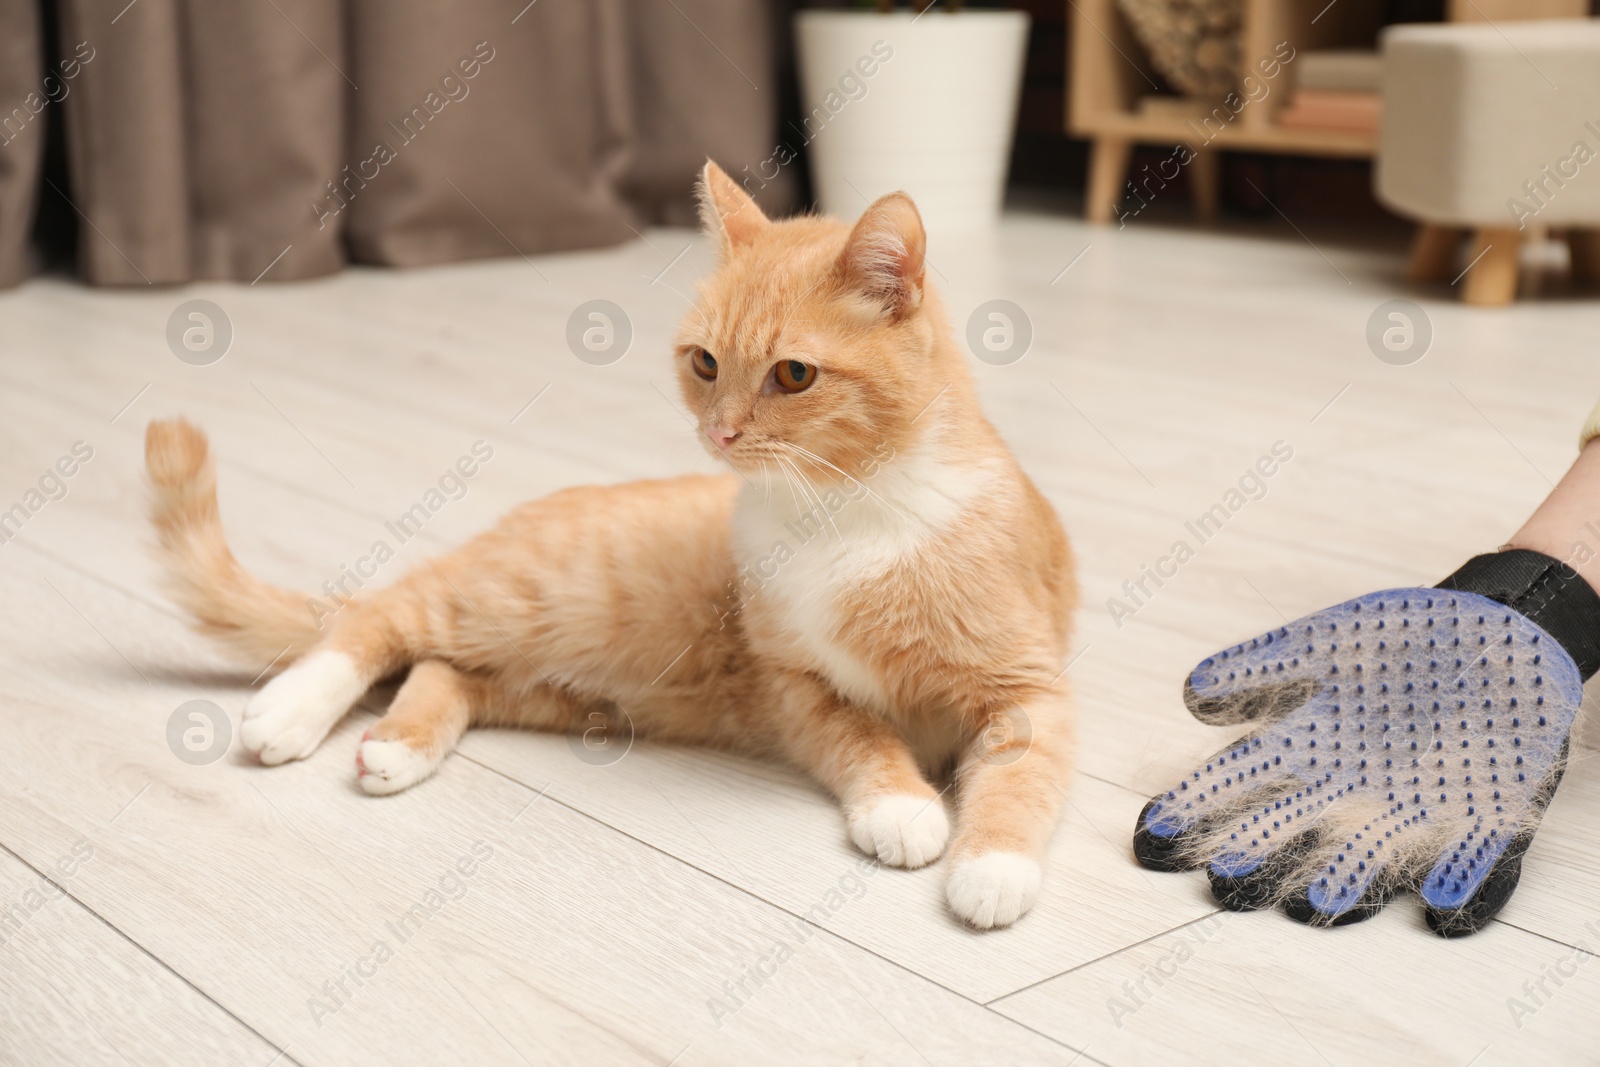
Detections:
[708, 425, 741, 450]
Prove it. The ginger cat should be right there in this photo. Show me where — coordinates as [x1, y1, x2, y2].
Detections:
[144, 162, 1077, 928]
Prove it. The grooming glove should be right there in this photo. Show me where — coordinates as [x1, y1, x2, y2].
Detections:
[1133, 550, 1600, 936]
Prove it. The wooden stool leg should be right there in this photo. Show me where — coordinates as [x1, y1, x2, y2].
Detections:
[1408, 224, 1463, 283]
[1085, 136, 1132, 225]
[1567, 229, 1600, 286]
[1460, 227, 1521, 306]
[1189, 149, 1220, 223]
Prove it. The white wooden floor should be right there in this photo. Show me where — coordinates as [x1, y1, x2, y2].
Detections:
[2, 206, 1599, 1067]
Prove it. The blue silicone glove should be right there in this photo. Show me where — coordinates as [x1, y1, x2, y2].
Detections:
[1133, 550, 1600, 936]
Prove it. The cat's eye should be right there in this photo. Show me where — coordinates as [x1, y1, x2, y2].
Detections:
[774, 360, 816, 393]
[691, 348, 718, 381]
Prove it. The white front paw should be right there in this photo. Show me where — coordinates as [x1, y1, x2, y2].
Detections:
[946, 852, 1042, 929]
[241, 651, 365, 766]
[848, 794, 950, 868]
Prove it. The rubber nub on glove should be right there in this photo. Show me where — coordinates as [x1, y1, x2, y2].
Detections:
[1438, 549, 1600, 681]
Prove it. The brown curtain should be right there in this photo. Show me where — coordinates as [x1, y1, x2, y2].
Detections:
[0, 0, 46, 287]
[0, 0, 792, 287]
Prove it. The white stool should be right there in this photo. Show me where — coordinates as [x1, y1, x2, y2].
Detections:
[1376, 19, 1600, 305]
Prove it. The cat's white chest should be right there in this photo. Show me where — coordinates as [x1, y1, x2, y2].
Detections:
[730, 445, 994, 710]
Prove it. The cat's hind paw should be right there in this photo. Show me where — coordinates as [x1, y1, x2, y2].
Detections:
[356, 736, 440, 795]
[945, 852, 1041, 929]
[848, 794, 949, 869]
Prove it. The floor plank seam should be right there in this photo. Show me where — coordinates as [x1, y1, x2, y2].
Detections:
[975, 1004, 1110, 1067]
[0, 838, 305, 1067]
[1492, 916, 1598, 955]
[1074, 769, 1153, 799]
[982, 909, 1226, 1008]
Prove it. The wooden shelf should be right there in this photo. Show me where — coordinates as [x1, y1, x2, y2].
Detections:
[1066, 0, 1590, 224]
[1068, 0, 1386, 222]
[1076, 111, 1377, 158]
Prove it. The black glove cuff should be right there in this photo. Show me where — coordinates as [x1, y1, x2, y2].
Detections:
[1437, 549, 1600, 682]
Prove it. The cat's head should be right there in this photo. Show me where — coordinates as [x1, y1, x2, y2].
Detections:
[675, 161, 955, 484]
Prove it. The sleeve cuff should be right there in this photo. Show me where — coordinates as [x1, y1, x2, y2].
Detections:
[1438, 549, 1600, 682]
[1582, 398, 1600, 452]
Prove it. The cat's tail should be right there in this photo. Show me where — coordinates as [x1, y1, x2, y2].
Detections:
[144, 417, 320, 670]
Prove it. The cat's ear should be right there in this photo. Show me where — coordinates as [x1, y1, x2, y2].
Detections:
[698, 160, 770, 255]
[835, 192, 925, 319]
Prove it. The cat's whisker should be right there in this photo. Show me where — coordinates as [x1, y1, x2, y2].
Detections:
[738, 448, 794, 515]
[784, 453, 848, 548]
[769, 453, 807, 518]
[780, 454, 832, 537]
[773, 454, 809, 520]
[779, 442, 910, 521]
[790, 444, 902, 511]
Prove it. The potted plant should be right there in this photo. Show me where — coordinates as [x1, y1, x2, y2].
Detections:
[794, 1, 1031, 231]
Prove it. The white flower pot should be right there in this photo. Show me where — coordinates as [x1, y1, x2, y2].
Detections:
[795, 9, 1030, 232]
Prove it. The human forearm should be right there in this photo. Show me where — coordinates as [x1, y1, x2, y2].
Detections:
[1507, 440, 1600, 596]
